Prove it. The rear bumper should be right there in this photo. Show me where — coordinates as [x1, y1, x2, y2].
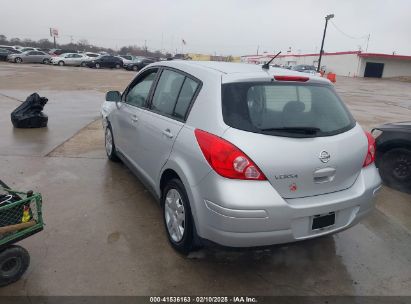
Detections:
[190, 164, 381, 247]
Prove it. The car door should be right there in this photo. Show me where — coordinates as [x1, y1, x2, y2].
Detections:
[25, 51, 37, 63]
[98, 56, 107, 67]
[34, 51, 45, 63]
[107, 56, 115, 68]
[137, 68, 201, 187]
[62, 54, 72, 65]
[109, 68, 159, 174]
[70, 54, 82, 66]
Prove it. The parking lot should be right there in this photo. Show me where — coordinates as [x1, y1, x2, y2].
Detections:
[0, 62, 410, 296]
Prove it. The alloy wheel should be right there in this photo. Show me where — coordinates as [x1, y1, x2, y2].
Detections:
[105, 128, 113, 156]
[164, 188, 185, 242]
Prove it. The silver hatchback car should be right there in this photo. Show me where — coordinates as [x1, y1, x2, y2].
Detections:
[102, 61, 381, 253]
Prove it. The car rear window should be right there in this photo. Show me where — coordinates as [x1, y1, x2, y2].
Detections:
[222, 82, 355, 138]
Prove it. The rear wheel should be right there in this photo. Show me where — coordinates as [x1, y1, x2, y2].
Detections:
[105, 124, 119, 162]
[14, 57, 22, 63]
[80, 61, 87, 67]
[380, 148, 411, 193]
[115, 63, 121, 69]
[95, 63, 101, 69]
[162, 179, 193, 254]
[42, 58, 49, 64]
[0, 245, 30, 287]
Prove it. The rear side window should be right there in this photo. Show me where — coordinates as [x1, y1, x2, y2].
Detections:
[174, 78, 199, 119]
[151, 69, 200, 120]
[152, 70, 185, 115]
[222, 83, 355, 137]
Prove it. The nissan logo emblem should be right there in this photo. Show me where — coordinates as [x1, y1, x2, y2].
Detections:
[319, 151, 331, 163]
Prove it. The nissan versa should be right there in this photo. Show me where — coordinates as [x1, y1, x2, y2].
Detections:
[101, 61, 382, 253]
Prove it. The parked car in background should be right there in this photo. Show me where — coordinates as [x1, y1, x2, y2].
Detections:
[124, 56, 156, 71]
[50, 53, 89, 66]
[372, 122, 411, 193]
[49, 49, 78, 57]
[8, 51, 51, 64]
[19, 47, 36, 53]
[118, 55, 134, 65]
[0, 48, 21, 61]
[84, 52, 100, 59]
[292, 64, 322, 77]
[102, 61, 381, 253]
[0, 48, 12, 61]
[0, 45, 18, 52]
[86, 55, 123, 69]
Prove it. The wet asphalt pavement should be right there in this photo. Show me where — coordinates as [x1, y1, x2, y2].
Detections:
[0, 63, 410, 296]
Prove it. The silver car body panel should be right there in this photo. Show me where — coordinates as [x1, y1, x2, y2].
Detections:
[103, 61, 381, 247]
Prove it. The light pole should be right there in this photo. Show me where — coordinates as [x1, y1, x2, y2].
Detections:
[317, 14, 334, 72]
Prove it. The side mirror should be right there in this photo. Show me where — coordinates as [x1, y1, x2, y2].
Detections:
[105, 91, 121, 102]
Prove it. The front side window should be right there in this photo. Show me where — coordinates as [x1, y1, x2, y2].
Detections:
[125, 69, 158, 107]
[222, 82, 355, 138]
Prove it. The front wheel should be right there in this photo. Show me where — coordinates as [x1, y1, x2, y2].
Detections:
[14, 57, 22, 63]
[105, 125, 119, 162]
[132, 65, 139, 71]
[95, 63, 101, 69]
[0, 245, 30, 287]
[162, 179, 193, 254]
[115, 63, 121, 69]
[380, 148, 411, 193]
[58, 61, 64, 66]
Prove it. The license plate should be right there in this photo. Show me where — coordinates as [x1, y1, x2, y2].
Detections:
[312, 212, 335, 230]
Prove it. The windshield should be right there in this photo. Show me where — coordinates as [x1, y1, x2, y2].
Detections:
[222, 82, 355, 138]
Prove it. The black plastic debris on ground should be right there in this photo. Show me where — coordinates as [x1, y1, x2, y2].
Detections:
[11, 93, 48, 128]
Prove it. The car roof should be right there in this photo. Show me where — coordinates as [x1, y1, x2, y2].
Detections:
[150, 61, 330, 84]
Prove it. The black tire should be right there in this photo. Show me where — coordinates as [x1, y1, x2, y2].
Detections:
[105, 124, 120, 162]
[132, 65, 139, 71]
[14, 57, 22, 63]
[80, 62, 87, 67]
[58, 61, 64, 66]
[42, 58, 49, 64]
[95, 63, 101, 69]
[162, 178, 193, 254]
[115, 63, 121, 69]
[379, 148, 411, 193]
[0, 245, 30, 287]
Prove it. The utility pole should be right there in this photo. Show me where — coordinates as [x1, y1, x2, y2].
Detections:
[365, 34, 370, 52]
[256, 45, 259, 55]
[317, 14, 334, 72]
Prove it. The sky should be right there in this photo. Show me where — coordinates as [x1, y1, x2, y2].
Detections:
[1, 0, 410, 56]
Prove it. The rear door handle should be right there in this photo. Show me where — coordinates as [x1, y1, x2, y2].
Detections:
[162, 129, 174, 139]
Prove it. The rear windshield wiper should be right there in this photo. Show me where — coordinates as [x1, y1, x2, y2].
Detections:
[260, 127, 321, 134]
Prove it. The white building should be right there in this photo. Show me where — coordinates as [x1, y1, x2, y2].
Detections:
[241, 51, 411, 78]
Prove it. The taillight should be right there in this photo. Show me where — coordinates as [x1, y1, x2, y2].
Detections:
[194, 129, 267, 180]
[274, 75, 309, 82]
[363, 131, 376, 167]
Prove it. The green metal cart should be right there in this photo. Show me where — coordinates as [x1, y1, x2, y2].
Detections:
[0, 180, 44, 287]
